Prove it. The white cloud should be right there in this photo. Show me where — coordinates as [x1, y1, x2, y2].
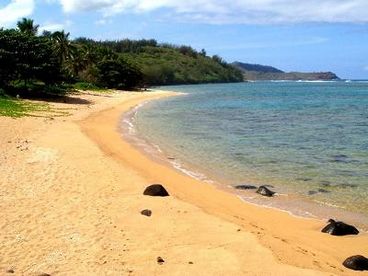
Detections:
[95, 18, 112, 25]
[39, 23, 65, 32]
[57, 0, 368, 24]
[0, 0, 34, 27]
[39, 20, 72, 32]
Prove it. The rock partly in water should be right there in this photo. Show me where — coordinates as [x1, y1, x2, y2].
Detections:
[318, 188, 330, 193]
[143, 184, 169, 197]
[157, 257, 165, 264]
[141, 209, 152, 217]
[331, 154, 349, 163]
[234, 184, 257, 190]
[297, 177, 312, 182]
[337, 183, 358, 189]
[320, 181, 331, 186]
[343, 255, 368, 271]
[321, 219, 359, 236]
[256, 186, 275, 197]
[262, 184, 274, 188]
[308, 189, 330, 195]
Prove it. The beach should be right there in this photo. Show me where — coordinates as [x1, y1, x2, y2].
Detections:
[1, 90, 367, 275]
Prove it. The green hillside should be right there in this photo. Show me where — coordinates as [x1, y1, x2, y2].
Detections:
[75, 38, 244, 85]
[0, 18, 243, 100]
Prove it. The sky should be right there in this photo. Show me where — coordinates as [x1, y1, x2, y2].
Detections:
[1, 0, 368, 79]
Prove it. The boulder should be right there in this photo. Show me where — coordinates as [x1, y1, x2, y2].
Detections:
[343, 255, 368, 271]
[256, 186, 275, 197]
[321, 219, 359, 236]
[143, 184, 169, 197]
[234, 185, 257, 190]
[141, 209, 152, 217]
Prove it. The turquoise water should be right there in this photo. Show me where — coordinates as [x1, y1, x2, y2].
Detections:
[128, 82, 368, 221]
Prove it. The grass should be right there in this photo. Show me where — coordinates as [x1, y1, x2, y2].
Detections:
[0, 81, 111, 118]
[0, 97, 48, 117]
[0, 96, 69, 118]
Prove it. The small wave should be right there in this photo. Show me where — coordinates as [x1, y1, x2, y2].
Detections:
[153, 144, 163, 153]
[170, 158, 210, 182]
[314, 200, 345, 209]
[122, 118, 135, 134]
[121, 100, 214, 184]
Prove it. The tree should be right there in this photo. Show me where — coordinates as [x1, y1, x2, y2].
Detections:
[96, 58, 142, 89]
[0, 29, 62, 87]
[17, 18, 39, 35]
[50, 31, 76, 64]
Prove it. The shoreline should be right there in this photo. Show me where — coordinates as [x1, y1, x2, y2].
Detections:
[121, 89, 368, 232]
[1, 90, 367, 274]
[81, 90, 368, 274]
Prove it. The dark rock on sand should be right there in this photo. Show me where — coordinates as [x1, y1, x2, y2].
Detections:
[343, 255, 368, 271]
[256, 186, 275, 197]
[6, 269, 14, 273]
[141, 209, 152, 217]
[234, 184, 257, 190]
[157, 257, 165, 264]
[143, 184, 169, 197]
[308, 190, 318, 195]
[318, 188, 330, 193]
[321, 219, 359, 236]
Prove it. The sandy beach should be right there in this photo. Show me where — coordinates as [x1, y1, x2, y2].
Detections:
[1, 90, 367, 275]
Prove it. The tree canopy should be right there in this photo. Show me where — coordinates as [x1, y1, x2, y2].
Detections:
[0, 18, 243, 96]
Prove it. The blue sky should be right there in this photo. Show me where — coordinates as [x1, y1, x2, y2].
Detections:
[1, 0, 368, 79]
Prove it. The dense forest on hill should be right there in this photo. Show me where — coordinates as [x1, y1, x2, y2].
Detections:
[0, 18, 243, 97]
[74, 38, 243, 85]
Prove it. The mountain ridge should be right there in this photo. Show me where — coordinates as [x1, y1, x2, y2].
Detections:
[232, 61, 339, 81]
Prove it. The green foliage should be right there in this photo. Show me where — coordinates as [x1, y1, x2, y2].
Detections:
[96, 58, 142, 89]
[73, 82, 103, 91]
[0, 17, 243, 98]
[0, 29, 62, 88]
[17, 18, 39, 36]
[74, 38, 243, 85]
[121, 46, 243, 85]
[8, 82, 68, 97]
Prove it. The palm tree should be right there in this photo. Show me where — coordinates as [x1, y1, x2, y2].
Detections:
[17, 18, 39, 35]
[51, 30, 75, 63]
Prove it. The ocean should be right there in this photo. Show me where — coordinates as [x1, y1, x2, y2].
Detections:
[121, 81, 368, 227]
